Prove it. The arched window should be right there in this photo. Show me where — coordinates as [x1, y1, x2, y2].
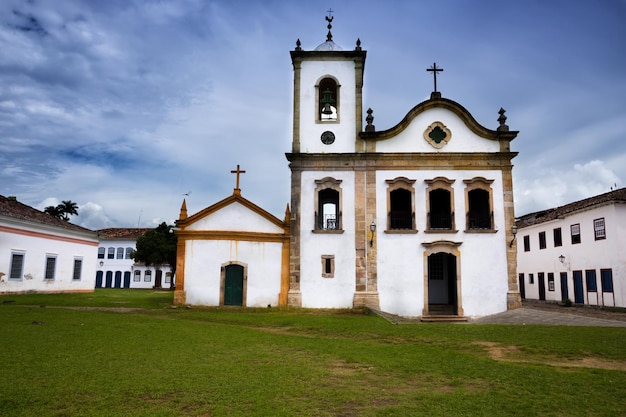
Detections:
[317, 77, 339, 121]
[134, 270, 141, 282]
[385, 177, 416, 231]
[425, 177, 456, 231]
[97, 247, 105, 259]
[125, 247, 133, 259]
[464, 177, 494, 231]
[314, 177, 343, 231]
[144, 270, 152, 282]
[116, 247, 124, 259]
[107, 247, 115, 259]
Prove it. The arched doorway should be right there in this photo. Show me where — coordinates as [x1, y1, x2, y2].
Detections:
[427, 252, 457, 315]
[422, 241, 464, 318]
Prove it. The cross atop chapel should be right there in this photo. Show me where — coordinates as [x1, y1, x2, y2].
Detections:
[426, 62, 443, 99]
[230, 164, 246, 195]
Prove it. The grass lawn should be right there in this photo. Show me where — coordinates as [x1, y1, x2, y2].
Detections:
[1, 290, 625, 416]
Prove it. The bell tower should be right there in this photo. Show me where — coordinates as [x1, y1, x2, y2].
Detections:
[289, 12, 366, 154]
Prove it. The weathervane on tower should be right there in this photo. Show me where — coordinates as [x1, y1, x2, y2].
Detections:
[325, 8, 334, 41]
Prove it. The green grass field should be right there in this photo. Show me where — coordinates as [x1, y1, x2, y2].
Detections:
[1, 290, 625, 416]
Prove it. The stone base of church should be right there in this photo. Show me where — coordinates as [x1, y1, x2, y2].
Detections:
[287, 291, 302, 307]
[353, 292, 380, 310]
[507, 291, 522, 310]
[173, 289, 186, 305]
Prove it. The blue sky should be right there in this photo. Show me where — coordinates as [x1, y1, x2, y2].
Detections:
[1, 0, 624, 229]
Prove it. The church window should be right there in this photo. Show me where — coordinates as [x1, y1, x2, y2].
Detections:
[385, 177, 416, 231]
[134, 270, 141, 282]
[425, 177, 455, 231]
[98, 247, 105, 259]
[321, 255, 335, 278]
[107, 247, 115, 259]
[314, 177, 343, 232]
[317, 77, 339, 122]
[144, 270, 152, 282]
[116, 247, 124, 259]
[463, 177, 494, 231]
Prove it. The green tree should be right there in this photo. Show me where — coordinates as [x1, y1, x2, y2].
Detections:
[44, 205, 64, 219]
[44, 200, 79, 221]
[131, 222, 177, 289]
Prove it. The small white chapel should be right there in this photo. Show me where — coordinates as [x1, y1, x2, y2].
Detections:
[174, 15, 521, 319]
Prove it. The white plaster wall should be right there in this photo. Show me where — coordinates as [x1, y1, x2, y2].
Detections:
[96, 239, 173, 289]
[517, 203, 625, 307]
[184, 239, 283, 307]
[299, 170, 356, 308]
[0, 226, 97, 293]
[375, 108, 501, 154]
[375, 169, 509, 317]
[187, 202, 284, 233]
[298, 60, 357, 153]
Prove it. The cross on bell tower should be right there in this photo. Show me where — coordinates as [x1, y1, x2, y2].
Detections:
[230, 164, 246, 195]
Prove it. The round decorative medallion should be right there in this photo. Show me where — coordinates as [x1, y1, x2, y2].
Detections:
[424, 121, 451, 149]
[321, 130, 335, 145]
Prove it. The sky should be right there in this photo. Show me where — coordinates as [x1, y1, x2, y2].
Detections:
[1, 0, 625, 230]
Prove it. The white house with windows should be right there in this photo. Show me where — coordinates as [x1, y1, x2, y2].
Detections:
[516, 188, 626, 307]
[96, 228, 174, 289]
[0, 195, 98, 294]
[175, 19, 522, 319]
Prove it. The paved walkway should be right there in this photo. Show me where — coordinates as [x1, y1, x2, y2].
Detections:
[469, 307, 626, 327]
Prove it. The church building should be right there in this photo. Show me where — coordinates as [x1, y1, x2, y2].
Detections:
[174, 15, 521, 319]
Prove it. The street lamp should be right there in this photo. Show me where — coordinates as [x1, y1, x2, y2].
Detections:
[370, 221, 376, 247]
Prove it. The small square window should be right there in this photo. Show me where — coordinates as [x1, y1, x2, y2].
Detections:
[321, 255, 335, 278]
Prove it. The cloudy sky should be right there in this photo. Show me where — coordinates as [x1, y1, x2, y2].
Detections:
[1, 0, 624, 230]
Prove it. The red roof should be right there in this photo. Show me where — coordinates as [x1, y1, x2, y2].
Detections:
[517, 188, 626, 228]
[0, 195, 95, 235]
[97, 228, 150, 240]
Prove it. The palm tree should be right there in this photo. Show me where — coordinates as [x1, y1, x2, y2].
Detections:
[44, 205, 64, 219]
[60, 200, 79, 221]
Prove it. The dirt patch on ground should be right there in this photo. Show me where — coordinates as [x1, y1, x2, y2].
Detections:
[474, 341, 626, 371]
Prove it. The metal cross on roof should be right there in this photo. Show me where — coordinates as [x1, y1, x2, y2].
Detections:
[427, 62, 444, 93]
[325, 9, 334, 42]
[230, 164, 246, 194]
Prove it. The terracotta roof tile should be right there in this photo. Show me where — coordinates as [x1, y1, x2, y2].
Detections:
[0, 195, 95, 234]
[516, 188, 626, 228]
[97, 228, 150, 240]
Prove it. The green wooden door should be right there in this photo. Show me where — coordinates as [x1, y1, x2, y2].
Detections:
[224, 264, 244, 306]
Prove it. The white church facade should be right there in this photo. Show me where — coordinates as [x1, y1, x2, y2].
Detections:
[174, 18, 521, 318]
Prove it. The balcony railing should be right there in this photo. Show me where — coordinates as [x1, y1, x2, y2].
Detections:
[389, 211, 414, 230]
[467, 211, 493, 230]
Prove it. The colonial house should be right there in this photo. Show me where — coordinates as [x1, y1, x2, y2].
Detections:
[0, 195, 98, 294]
[174, 17, 521, 318]
[516, 188, 625, 307]
[96, 228, 174, 289]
